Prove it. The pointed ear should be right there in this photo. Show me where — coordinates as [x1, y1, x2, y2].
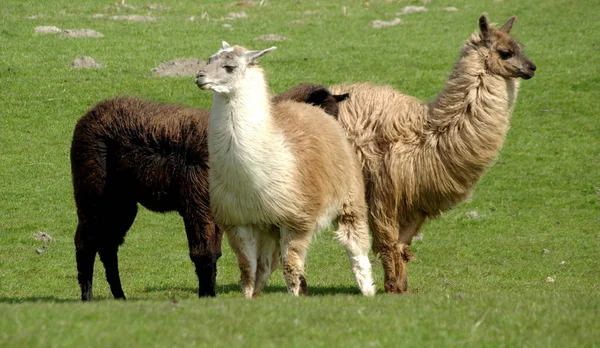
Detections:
[246, 47, 277, 64]
[500, 16, 517, 33]
[221, 41, 231, 50]
[333, 93, 350, 102]
[479, 13, 491, 39]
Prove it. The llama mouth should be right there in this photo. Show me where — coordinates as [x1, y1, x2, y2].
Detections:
[196, 81, 212, 90]
[519, 69, 535, 80]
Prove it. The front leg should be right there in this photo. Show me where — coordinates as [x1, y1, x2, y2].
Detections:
[226, 225, 259, 299]
[183, 218, 223, 297]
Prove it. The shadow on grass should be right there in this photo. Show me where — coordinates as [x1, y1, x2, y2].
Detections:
[0, 296, 80, 304]
[144, 283, 362, 297]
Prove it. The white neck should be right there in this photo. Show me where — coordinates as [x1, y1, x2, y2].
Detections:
[208, 66, 291, 191]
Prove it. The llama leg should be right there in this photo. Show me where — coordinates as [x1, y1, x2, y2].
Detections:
[98, 245, 125, 299]
[394, 215, 425, 293]
[183, 218, 223, 297]
[368, 190, 402, 294]
[336, 207, 375, 296]
[97, 201, 137, 300]
[74, 224, 97, 301]
[226, 225, 259, 299]
[279, 227, 312, 296]
[252, 227, 280, 298]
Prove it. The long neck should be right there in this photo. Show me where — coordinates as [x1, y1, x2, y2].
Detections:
[208, 67, 284, 189]
[211, 67, 273, 137]
[421, 39, 520, 198]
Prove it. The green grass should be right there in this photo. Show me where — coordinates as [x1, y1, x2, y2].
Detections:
[1, 0, 599, 346]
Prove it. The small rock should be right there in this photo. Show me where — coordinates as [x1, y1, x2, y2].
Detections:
[225, 11, 247, 20]
[370, 18, 402, 28]
[397, 6, 427, 15]
[36, 249, 45, 254]
[34, 231, 55, 243]
[60, 29, 104, 38]
[560, 260, 566, 265]
[71, 56, 103, 69]
[442, 7, 458, 12]
[466, 211, 480, 219]
[254, 34, 288, 42]
[111, 15, 157, 22]
[541, 248, 551, 254]
[443, 279, 452, 286]
[144, 4, 167, 10]
[412, 233, 424, 241]
[546, 276, 555, 283]
[303, 9, 322, 15]
[455, 292, 466, 299]
[34, 26, 62, 34]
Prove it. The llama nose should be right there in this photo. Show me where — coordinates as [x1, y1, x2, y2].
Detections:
[529, 62, 537, 71]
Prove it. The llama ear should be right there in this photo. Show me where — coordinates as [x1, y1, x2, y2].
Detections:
[333, 93, 350, 102]
[306, 88, 330, 105]
[221, 41, 231, 50]
[479, 13, 491, 39]
[246, 47, 277, 64]
[500, 16, 517, 33]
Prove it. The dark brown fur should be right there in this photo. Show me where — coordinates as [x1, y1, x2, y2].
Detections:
[273, 83, 349, 119]
[71, 84, 347, 301]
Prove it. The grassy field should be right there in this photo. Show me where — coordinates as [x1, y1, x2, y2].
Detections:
[1, 0, 598, 346]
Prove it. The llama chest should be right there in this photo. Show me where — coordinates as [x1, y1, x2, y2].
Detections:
[208, 112, 298, 225]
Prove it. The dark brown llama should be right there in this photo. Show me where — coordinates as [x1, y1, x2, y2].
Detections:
[71, 84, 348, 301]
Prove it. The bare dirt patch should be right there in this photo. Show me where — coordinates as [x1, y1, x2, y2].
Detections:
[442, 7, 459, 12]
[71, 56, 103, 69]
[254, 34, 288, 42]
[34, 26, 62, 34]
[151, 58, 206, 77]
[370, 18, 402, 28]
[60, 29, 104, 38]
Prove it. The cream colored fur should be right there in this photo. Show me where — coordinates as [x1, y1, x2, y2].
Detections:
[329, 14, 536, 293]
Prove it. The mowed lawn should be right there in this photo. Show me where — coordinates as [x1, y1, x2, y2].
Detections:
[0, 0, 598, 346]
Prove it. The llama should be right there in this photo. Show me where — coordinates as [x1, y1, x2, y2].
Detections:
[71, 83, 348, 301]
[195, 42, 375, 298]
[329, 14, 536, 293]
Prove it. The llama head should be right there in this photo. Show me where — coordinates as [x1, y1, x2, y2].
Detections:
[475, 14, 536, 80]
[195, 41, 277, 94]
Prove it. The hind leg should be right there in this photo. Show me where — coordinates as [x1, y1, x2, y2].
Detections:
[183, 217, 223, 298]
[368, 191, 402, 294]
[336, 203, 375, 296]
[74, 223, 98, 301]
[394, 215, 425, 293]
[226, 225, 259, 299]
[97, 202, 138, 300]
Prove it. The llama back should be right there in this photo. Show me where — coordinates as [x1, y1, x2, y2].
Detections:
[272, 100, 366, 228]
[71, 97, 211, 212]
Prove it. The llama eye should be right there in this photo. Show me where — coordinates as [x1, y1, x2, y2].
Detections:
[498, 50, 514, 60]
[223, 65, 237, 73]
